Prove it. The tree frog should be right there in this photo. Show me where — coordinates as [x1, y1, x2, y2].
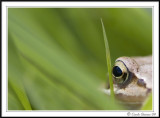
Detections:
[104, 55, 152, 109]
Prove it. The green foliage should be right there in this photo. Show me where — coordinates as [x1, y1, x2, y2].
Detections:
[141, 93, 152, 110]
[101, 19, 114, 98]
[8, 8, 152, 110]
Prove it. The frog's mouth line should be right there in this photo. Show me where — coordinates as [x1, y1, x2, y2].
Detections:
[115, 93, 147, 110]
[115, 93, 147, 102]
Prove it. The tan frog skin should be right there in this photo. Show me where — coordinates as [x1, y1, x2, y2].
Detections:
[104, 55, 152, 109]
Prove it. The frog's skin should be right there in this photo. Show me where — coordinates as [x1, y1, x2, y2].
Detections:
[104, 55, 152, 109]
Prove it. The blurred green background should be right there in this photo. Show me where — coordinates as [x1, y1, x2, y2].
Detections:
[8, 8, 152, 110]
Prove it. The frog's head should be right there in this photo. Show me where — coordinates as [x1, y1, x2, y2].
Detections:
[109, 56, 152, 109]
[112, 57, 139, 88]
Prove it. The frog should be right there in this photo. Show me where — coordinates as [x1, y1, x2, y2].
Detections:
[103, 55, 152, 109]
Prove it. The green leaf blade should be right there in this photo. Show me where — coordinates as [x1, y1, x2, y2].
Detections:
[141, 93, 152, 110]
[101, 19, 114, 98]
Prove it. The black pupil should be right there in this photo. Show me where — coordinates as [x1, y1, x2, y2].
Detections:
[113, 66, 122, 77]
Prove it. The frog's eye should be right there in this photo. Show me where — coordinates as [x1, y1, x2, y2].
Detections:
[112, 60, 129, 84]
[113, 66, 122, 77]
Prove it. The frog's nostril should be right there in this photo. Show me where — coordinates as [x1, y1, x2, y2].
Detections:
[113, 66, 122, 77]
[137, 79, 146, 88]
